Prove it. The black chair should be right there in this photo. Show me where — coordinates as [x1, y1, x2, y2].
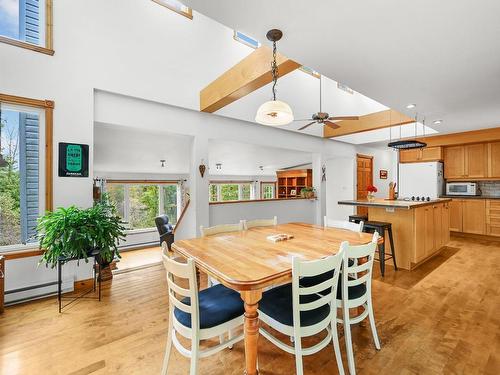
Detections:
[362, 221, 397, 277]
[349, 214, 368, 224]
[155, 215, 174, 250]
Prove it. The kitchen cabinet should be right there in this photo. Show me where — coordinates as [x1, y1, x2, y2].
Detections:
[449, 199, 463, 232]
[486, 200, 500, 236]
[414, 202, 449, 263]
[399, 147, 442, 163]
[462, 199, 486, 235]
[442, 202, 451, 244]
[488, 142, 500, 178]
[444, 146, 465, 178]
[444, 143, 487, 179]
[433, 204, 443, 251]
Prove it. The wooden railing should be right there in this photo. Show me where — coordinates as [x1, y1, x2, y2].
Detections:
[173, 199, 190, 234]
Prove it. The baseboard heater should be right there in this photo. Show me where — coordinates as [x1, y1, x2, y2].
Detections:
[5, 278, 73, 306]
[118, 240, 158, 251]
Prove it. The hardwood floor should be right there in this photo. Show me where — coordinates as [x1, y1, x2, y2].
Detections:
[1, 236, 499, 374]
[115, 247, 162, 272]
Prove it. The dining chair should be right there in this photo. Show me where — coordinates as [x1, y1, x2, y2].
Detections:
[199, 222, 244, 237]
[337, 232, 380, 375]
[161, 255, 245, 375]
[258, 249, 346, 375]
[324, 216, 364, 232]
[242, 216, 278, 230]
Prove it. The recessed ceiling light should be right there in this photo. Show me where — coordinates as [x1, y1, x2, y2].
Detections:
[433, 120, 443, 125]
[406, 104, 416, 109]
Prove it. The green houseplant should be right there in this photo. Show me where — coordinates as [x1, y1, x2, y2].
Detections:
[37, 198, 126, 274]
[300, 187, 316, 199]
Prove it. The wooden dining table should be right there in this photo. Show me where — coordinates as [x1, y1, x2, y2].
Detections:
[172, 222, 377, 375]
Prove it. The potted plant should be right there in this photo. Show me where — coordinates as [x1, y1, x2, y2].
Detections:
[37, 198, 126, 281]
[300, 187, 316, 199]
[367, 185, 378, 201]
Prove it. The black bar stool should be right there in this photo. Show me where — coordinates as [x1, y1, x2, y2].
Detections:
[362, 221, 397, 277]
[348, 214, 368, 224]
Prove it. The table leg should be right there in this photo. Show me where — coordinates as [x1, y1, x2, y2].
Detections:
[240, 290, 262, 375]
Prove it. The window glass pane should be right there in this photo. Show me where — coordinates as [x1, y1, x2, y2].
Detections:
[263, 184, 274, 199]
[241, 184, 251, 200]
[209, 184, 218, 202]
[129, 185, 159, 229]
[220, 184, 238, 201]
[0, 106, 40, 247]
[0, 0, 45, 46]
[162, 184, 177, 225]
[106, 184, 125, 219]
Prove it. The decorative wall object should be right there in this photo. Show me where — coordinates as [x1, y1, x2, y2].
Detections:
[322, 165, 326, 181]
[379, 170, 388, 179]
[199, 159, 206, 178]
[58, 143, 89, 177]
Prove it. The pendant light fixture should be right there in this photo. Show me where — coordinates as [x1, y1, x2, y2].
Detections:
[388, 112, 427, 150]
[255, 29, 294, 126]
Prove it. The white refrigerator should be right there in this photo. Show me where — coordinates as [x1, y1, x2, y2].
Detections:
[398, 161, 444, 199]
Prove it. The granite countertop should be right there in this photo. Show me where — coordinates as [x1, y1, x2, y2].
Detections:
[440, 195, 500, 200]
[338, 198, 452, 210]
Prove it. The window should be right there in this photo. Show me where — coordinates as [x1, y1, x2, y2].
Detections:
[261, 183, 276, 200]
[233, 30, 260, 49]
[106, 182, 180, 230]
[152, 0, 193, 19]
[0, 94, 53, 250]
[0, 0, 53, 55]
[209, 182, 254, 202]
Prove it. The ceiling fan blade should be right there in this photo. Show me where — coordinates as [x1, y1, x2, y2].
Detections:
[298, 121, 317, 131]
[327, 116, 360, 121]
[324, 121, 341, 130]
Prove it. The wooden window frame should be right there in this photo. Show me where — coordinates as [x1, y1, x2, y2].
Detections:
[151, 0, 193, 19]
[209, 181, 254, 203]
[0, 0, 54, 55]
[260, 181, 277, 199]
[0, 93, 54, 212]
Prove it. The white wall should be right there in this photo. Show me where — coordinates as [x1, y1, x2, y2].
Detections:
[210, 199, 316, 227]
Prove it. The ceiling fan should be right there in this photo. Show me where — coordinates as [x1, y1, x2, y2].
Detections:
[295, 76, 359, 131]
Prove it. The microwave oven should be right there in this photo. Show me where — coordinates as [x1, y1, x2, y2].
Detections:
[445, 182, 480, 196]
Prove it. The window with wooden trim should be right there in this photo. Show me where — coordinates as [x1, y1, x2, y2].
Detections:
[106, 182, 180, 230]
[0, 0, 53, 55]
[209, 182, 254, 202]
[0, 94, 53, 250]
[261, 182, 276, 200]
[151, 0, 192, 19]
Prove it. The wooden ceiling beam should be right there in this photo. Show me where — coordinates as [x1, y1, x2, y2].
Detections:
[200, 46, 301, 113]
[414, 127, 500, 147]
[323, 109, 415, 138]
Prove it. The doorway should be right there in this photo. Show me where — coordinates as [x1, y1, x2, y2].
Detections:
[356, 154, 373, 216]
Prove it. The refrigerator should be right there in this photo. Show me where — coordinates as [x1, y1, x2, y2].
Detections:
[398, 161, 444, 199]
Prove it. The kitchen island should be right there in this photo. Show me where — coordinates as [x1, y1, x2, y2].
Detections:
[338, 198, 451, 270]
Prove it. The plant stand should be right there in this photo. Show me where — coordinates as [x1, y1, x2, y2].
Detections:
[57, 250, 101, 313]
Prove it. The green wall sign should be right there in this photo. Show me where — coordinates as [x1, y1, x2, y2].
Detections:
[58, 143, 89, 177]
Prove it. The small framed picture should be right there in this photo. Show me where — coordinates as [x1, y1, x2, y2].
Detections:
[290, 189, 297, 196]
[379, 170, 388, 179]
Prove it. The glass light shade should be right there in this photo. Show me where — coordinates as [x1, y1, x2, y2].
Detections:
[255, 100, 294, 126]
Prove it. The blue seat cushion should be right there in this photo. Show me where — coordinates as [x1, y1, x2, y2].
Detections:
[259, 284, 331, 327]
[336, 277, 367, 300]
[174, 284, 244, 329]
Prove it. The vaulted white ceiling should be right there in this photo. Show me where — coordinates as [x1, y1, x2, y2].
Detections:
[184, 0, 500, 140]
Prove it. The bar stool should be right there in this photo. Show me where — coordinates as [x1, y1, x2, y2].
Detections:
[362, 221, 397, 277]
[348, 214, 368, 224]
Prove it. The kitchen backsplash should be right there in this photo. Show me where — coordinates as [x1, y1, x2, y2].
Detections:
[479, 181, 500, 197]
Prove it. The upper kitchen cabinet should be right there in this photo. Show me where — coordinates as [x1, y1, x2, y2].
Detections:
[488, 141, 500, 178]
[400, 147, 443, 163]
[444, 144, 487, 179]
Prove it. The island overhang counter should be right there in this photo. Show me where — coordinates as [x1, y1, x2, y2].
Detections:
[338, 198, 452, 270]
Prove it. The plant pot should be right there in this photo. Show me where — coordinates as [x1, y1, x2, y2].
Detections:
[305, 191, 315, 199]
[95, 251, 114, 281]
[367, 193, 376, 201]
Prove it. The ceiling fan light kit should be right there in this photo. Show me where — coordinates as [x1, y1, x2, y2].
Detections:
[255, 29, 294, 126]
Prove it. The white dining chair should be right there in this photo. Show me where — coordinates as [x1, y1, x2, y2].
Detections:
[199, 222, 244, 237]
[258, 249, 346, 375]
[161, 255, 245, 375]
[242, 216, 278, 230]
[324, 216, 364, 232]
[337, 232, 380, 375]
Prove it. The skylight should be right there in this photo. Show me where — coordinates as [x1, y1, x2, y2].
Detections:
[233, 30, 260, 49]
[299, 66, 320, 78]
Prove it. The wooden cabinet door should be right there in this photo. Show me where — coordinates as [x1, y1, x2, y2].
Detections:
[465, 143, 487, 178]
[442, 203, 451, 244]
[420, 147, 443, 161]
[486, 200, 500, 236]
[424, 207, 435, 256]
[432, 204, 443, 252]
[488, 142, 500, 178]
[462, 199, 486, 235]
[444, 146, 465, 179]
[449, 199, 463, 232]
[414, 207, 427, 263]
[400, 149, 421, 163]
